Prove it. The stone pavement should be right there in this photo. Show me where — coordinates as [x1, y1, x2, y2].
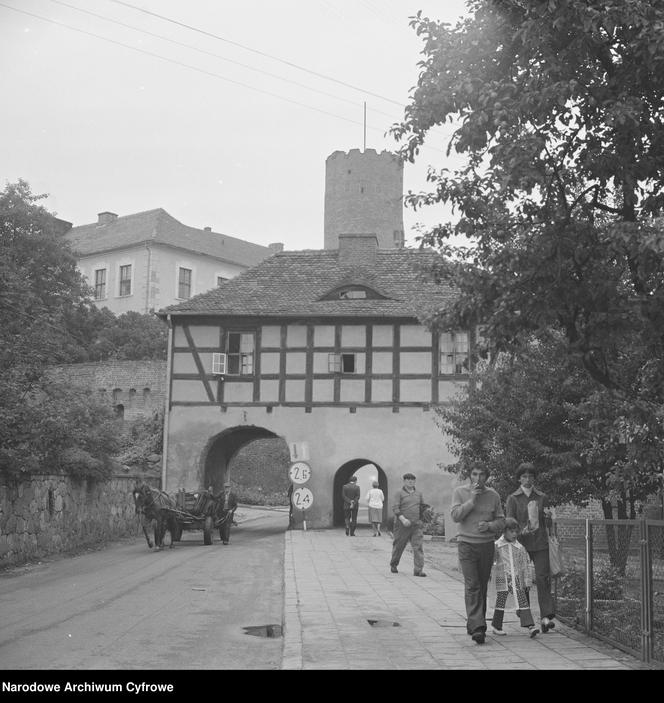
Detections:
[281, 527, 652, 670]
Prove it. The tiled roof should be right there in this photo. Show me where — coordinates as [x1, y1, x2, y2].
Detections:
[159, 248, 455, 319]
[63, 208, 272, 267]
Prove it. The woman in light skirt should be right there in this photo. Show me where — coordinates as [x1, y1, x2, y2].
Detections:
[365, 480, 385, 536]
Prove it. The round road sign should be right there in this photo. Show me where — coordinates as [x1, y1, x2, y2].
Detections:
[288, 461, 311, 485]
[291, 487, 314, 510]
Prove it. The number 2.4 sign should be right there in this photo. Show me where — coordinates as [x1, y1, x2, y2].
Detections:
[288, 461, 311, 484]
[291, 487, 313, 510]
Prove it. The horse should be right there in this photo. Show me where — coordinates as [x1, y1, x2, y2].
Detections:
[132, 484, 179, 550]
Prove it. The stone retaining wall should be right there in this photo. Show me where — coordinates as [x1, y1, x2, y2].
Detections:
[0, 473, 160, 569]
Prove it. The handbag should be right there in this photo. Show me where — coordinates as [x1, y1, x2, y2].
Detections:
[548, 524, 564, 577]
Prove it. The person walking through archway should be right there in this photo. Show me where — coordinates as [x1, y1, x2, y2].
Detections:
[365, 479, 385, 536]
[342, 475, 360, 536]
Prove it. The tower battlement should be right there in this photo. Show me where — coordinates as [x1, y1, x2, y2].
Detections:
[324, 149, 404, 250]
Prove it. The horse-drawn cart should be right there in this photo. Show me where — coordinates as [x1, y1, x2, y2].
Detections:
[133, 484, 234, 548]
[167, 488, 231, 545]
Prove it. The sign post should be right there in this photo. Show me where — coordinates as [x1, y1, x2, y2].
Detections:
[291, 487, 314, 531]
[288, 460, 313, 531]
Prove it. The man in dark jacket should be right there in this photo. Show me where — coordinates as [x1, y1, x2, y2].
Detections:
[390, 473, 427, 577]
[505, 462, 555, 633]
[342, 475, 361, 536]
[218, 481, 238, 545]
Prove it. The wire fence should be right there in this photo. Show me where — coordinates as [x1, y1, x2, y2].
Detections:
[553, 518, 664, 666]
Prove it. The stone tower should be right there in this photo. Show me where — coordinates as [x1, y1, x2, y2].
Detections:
[324, 148, 405, 250]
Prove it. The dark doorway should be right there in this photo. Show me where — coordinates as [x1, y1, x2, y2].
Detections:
[333, 459, 388, 528]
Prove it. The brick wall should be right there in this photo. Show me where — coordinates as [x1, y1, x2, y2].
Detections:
[0, 473, 160, 569]
[48, 360, 167, 422]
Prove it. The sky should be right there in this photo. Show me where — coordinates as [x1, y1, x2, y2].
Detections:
[0, 0, 470, 251]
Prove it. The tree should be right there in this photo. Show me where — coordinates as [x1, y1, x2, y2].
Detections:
[0, 181, 120, 477]
[438, 331, 663, 569]
[392, 0, 664, 503]
[0, 180, 96, 376]
[393, 0, 664, 388]
[89, 310, 167, 361]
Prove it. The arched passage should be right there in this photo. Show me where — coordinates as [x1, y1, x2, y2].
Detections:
[201, 425, 290, 502]
[333, 459, 388, 529]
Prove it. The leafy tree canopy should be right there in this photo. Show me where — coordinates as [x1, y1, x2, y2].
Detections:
[393, 1, 664, 506]
[0, 180, 163, 478]
[438, 331, 663, 517]
[393, 0, 664, 396]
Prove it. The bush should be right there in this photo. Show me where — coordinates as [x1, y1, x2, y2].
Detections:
[115, 410, 163, 473]
[557, 564, 625, 601]
[0, 381, 121, 480]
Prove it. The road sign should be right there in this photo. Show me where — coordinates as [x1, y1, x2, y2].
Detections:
[288, 461, 311, 485]
[291, 487, 314, 510]
[289, 441, 310, 461]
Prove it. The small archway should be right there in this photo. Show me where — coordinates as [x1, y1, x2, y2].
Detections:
[333, 459, 388, 529]
[201, 425, 290, 500]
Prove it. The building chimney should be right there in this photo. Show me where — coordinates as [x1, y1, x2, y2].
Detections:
[268, 242, 284, 254]
[203, 226, 212, 232]
[338, 233, 378, 267]
[97, 211, 118, 226]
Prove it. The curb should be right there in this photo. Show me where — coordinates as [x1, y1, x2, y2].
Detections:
[281, 530, 303, 670]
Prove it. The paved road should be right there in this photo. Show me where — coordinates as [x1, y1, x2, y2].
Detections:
[0, 508, 288, 670]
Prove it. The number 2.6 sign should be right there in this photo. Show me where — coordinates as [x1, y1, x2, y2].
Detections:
[288, 461, 311, 485]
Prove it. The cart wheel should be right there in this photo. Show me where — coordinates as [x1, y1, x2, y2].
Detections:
[203, 516, 214, 545]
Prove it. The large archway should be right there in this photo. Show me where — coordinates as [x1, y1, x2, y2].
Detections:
[202, 426, 290, 503]
[333, 459, 388, 529]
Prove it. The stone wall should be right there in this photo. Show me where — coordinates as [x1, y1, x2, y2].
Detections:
[0, 473, 159, 569]
[48, 360, 167, 422]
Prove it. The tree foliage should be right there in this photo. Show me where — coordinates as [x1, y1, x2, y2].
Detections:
[87, 310, 168, 362]
[0, 181, 120, 477]
[393, 0, 664, 502]
[438, 332, 663, 518]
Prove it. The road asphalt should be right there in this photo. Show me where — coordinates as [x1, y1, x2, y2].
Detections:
[280, 525, 656, 670]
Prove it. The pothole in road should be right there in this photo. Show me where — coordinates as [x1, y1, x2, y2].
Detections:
[367, 619, 400, 627]
[243, 624, 283, 638]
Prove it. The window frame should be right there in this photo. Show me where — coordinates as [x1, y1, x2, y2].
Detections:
[177, 266, 192, 299]
[328, 352, 356, 374]
[225, 331, 255, 376]
[93, 267, 107, 300]
[118, 263, 132, 297]
[439, 331, 470, 375]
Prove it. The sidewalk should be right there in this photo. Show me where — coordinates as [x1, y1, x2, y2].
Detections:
[281, 527, 652, 670]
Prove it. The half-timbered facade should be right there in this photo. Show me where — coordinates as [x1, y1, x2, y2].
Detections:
[159, 234, 470, 529]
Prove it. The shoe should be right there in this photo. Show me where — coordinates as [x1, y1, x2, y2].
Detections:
[471, 632, 486, 645]
[378, 531, 381, 536]
[529, 625, 540, 638]
[413, 571, 427, 577]
[541, 617, 555, 632]
[491, 627, 506, 636]
[390, 565, 398, 573]
[345, 528, 349, 535]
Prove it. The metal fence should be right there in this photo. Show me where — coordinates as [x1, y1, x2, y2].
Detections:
[553, 518, 664, 666]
